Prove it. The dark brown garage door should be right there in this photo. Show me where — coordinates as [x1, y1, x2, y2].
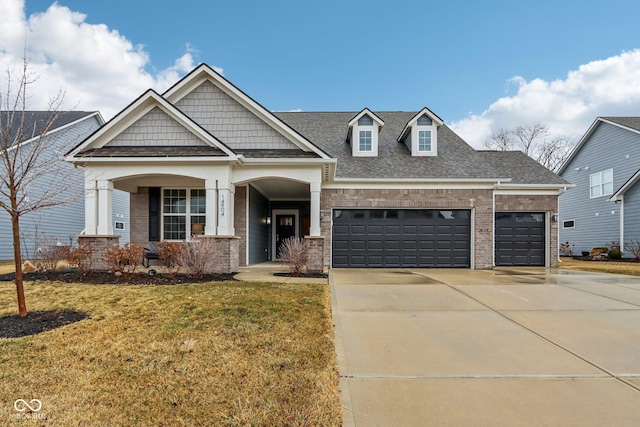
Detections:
[332, 209, 471, 268]
[495, 212, 545, 266]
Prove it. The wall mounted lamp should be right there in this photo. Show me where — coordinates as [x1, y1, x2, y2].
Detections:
[266, 216, 271, 225]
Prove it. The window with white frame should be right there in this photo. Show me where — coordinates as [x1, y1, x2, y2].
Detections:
[589, 169, 613, 198]
[418, 130, 432, 151]
[359, 130, 372, 152]
[562, 219, 575, 229]
[163, 189, 206, 240]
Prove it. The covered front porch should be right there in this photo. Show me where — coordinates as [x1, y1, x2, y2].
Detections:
[80, 164, 325, 273]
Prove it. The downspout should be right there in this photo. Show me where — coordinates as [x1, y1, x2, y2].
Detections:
[492, 181, 499, 268]
[620, 195, 625, 256]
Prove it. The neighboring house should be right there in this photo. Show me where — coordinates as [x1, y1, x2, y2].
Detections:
[559, 117, 640, 256]
[0, 111, 130, 260]
[65, 64, 568, 272]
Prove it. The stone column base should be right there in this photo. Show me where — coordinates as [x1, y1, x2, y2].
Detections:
[305, 236, 325, 274]
[78, 235, 120, 271]
[199, 235, 240, 273]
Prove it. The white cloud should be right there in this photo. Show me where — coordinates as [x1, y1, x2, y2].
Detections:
[451, 49, 640, 148]
[0, 0, 222, 119]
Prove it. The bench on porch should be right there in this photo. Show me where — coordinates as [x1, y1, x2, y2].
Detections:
[142, 242, 160, 268]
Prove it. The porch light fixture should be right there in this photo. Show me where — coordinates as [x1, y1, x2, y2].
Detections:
[266, 216, 271, 225]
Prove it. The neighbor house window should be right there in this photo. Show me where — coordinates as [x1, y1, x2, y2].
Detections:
[590, 169, 613, 198]
[114, 221, 125, 231]
[563, 219, 575, 229]
[359, 130, 372, 151]
[418, 130, 432, 151]
[163, 189, 206, 240]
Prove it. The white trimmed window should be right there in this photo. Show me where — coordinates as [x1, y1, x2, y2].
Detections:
[163, 189, 206, 240]
[359, 130, 372, 152]
[589, 169, 613, 198]
[418, 130, 432, 151]
[562, 219, 575, 229]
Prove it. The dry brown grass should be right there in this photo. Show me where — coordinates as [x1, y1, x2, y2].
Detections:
[0, 280, 341, 426]
[0, 261, 14, 275]
[559, 257, 640, 276]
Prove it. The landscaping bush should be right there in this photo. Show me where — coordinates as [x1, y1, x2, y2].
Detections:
[559, 241, 574, 256]
[35, 235, 71, 271]
[102, 243, 144, 276]
[175, 237, 220, 278]
[608, 249, 623, 259]
[591, 247, 609, 255]
[68, 243, 94, 274]
[156, 241, 183, 271]
[624, 240, 640, 261]
[278, 236, 309, 276]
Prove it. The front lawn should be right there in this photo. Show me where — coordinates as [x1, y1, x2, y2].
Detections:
[0, 280, 341, 426]
[559, 257, 640, 276]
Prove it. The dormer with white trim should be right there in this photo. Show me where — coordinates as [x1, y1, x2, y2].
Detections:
[346, 108, 384, 157]
[397, 107, 444, 157]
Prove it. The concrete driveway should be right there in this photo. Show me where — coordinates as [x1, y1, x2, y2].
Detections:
[330, 268, 640, 426]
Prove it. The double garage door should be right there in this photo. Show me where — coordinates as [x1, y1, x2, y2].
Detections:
[332, 209, 546, 268]
[332, 209, 471, 268]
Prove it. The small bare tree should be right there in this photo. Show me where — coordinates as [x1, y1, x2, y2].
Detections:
[483, 123, 574, 172]
[278, 237, 310, 276]
[0, 57, 75, 317]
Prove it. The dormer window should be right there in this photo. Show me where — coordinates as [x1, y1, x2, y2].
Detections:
[397, 108, 443, 157]
[347, 108, 384, 157]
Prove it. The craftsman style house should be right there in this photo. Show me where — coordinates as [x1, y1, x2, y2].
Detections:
[65, 64, 569, 272]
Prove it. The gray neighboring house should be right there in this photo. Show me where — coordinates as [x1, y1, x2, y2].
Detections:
[65, 63, 569, 272]
[0, 111, 129, 261]
[559, 117, 640, 256]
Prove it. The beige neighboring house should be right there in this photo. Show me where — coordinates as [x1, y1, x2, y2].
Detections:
[65, 63, 570, 272]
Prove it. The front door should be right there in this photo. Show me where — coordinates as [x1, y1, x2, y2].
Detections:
[275, 214, 296, 259]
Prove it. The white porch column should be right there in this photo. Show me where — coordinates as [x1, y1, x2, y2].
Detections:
[97, 180, 114, 235]
[84, 179, 98, 235]
[310, 181, 322, 236]
[217, 182, 235, 236]
[205, 179, 217, 236]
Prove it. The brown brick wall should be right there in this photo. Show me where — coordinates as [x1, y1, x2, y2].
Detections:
[78, 235, 120, 271]
[305, 236, 325, 273]
[234, 186, 247, 266]
[495, 194, 559, 267]
[200, 236, 240, 273]
[130, 188, 149, 245]
[320, 188, 495, 269]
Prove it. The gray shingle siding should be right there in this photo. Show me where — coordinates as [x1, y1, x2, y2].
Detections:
[559, 121, 640, 254]
[623, 182, 640, 245]
[0, 114, 130, 260]
[175, 81, 299, 150]
[248, 185, 269, 264]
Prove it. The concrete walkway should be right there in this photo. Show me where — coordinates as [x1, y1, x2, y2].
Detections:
[235, 261, 328, 284]
[330, 268, 640, 426]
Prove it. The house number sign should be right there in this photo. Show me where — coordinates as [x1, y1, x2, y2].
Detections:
[219, 193, 226, 218]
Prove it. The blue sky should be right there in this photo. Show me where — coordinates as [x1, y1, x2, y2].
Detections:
[4, 0, 640, 146]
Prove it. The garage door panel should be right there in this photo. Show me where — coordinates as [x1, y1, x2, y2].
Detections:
[495, 212, 545, 266]
[333, 209, 470, 268]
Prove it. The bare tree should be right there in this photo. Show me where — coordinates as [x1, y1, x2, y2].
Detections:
[483, 123, 574, 172]
[0, 57, 75, 317]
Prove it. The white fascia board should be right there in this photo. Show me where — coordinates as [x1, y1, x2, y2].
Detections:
[237, 156, 337, 165]
[72, 157, 237, 166]
[13, 112, 102, 153]
[494, 183, 575, 190]
[66, 90, 236, 160]
[348, 108, 385, 127]
[494, 189, 566, 196]
[324, 178, 505, 190]
[163, 64, 332, 159]
[609, 168, 640, 201]
[397, 107, 444, 141]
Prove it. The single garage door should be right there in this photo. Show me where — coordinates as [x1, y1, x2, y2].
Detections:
[332, 209, 470, 268]
[495, 212, 545, 266]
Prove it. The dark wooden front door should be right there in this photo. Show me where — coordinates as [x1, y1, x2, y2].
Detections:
[275, 214, 296, 259]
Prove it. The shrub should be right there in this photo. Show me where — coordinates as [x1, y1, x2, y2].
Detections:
[605, 241, 621, 251]
[624, 240, 640, 261]
[590, 247, 608, 255]
[68, 244, 94, 274]
[559, 241, 574, 256]
[157, 241, 183, 271]
[608, 249, 623, 259]
[35, 235, 71, 272]
[278, 237, 309, 276]
[175, 236, 221, 278]
[102, 243, 144, 276]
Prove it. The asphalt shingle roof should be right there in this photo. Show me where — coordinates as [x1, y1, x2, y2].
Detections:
[602, 117, 640, 132]
[1, 111, 95, 145]
[274, 111, 567, 185]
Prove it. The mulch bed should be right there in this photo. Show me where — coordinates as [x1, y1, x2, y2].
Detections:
[0, 310, 89, 338]
[0, 271, 237, 285]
